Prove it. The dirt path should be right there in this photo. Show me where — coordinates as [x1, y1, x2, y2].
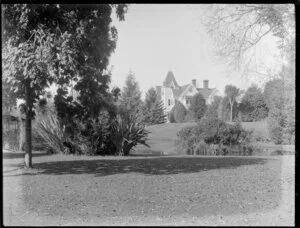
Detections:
[3, 154, 294, 226]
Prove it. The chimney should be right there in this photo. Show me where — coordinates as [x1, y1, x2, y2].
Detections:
[192, 79, 197, 88]
[203, 80, 209, 89]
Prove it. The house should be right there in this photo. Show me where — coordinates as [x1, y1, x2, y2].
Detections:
[156, 70, 219, 119]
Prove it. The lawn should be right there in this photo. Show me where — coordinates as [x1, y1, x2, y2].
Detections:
[136, 122, 196, 155]
[3, 150, 294, 226]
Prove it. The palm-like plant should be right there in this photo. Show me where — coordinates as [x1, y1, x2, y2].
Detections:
[111, 114, 149, 156]
[35, 106, 67, 154]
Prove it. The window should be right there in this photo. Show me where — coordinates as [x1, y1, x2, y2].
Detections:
[186, 99, 189, 105]
[168, 99, 171, 106]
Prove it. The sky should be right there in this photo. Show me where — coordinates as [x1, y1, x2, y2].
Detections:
[109, 4, 282, 98]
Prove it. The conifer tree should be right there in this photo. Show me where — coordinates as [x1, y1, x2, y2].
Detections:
[143, 87, 166, 125]
[120, 71, 143, 121]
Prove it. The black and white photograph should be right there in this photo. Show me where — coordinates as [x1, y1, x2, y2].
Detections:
[2, 3, 295, 226]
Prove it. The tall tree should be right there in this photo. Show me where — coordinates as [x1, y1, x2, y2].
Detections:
[239, 84, 268, 121]
[143, 87, 166, 125]
[2, 4, 128, 168]
[205, 95, 222, 119]
[120, 71, 143, 121]
[224, 85, 240, 122]
[189, 92, 207, 121]
[203, 4, 294, 75]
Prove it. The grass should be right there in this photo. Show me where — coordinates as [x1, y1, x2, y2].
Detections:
[4, 151, 285, 226]
[136, 122, 196, 155]
[2, 120, 295, 225]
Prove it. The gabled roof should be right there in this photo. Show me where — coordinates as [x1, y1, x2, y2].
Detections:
[196, 88, 215, 100]
[173, 84, 190, 99]
[163, 71, 179, 88]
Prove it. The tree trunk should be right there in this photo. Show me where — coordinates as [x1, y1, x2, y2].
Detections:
[24, 113, 32, 168]
[230, 101, 233, 123]
[19, 115, 25, 152]
[24, 81, 33, 168]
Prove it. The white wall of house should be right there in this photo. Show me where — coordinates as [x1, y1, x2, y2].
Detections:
[178, 85, 198, 109]
[207, 89, 220, 105]
[162, 86, 175, 113]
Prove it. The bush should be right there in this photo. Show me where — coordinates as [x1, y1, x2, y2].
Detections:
[176, 116, 252, 155]
[169, 101, 187, 123]
[35, 106, 67, 154]
[3, 129, 19, 151]
[184, 111, 196, 122]
[65, 109, 117, 156]
[110, 114, 150, 156]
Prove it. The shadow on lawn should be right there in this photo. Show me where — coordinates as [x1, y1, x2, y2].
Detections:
[9, 156, 273, 177]
[3, 151, 49, 159]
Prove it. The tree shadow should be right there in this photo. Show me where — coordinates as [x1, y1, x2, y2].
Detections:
[7, 156, 274, 177]
[3, 151, 49, 159]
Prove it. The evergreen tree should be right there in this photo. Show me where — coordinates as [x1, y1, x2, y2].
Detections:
[143, 87, 166, 125]
[189, 93, 207, 121]
[120, 71, 143, 121]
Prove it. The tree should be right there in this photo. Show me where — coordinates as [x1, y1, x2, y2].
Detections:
[120, 71, 143, 121]
[170, 100, 187, 123]
[224, 85, 240, 122]
[205, 95, 222, 119]
[264, 73, 294, 144]
[239, 84, 268, 121]
[203, 4, 295, 75]
[189, 93, 207, 121]
[142, 87, 166, 125]
[2, 4, 128, 168]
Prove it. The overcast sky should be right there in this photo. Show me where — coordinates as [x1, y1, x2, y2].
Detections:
[109, 4, 281, 97]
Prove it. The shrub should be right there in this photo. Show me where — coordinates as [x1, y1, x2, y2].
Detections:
[35, 106, 67, 154]
[184, 111, 196, 122]
[176, 116, 252, 155]
[3, 129, 19, 151]
[65, 109, 117, 156]
[169, 101, 187, 123]
[111, 114, 150, 156]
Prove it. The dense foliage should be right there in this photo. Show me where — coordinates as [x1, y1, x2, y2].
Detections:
[111, 115, 150, 156]
[264, 77, 294, 144]
[169, 100, 187, 123]
[188, 92, 207, 121]
[239, 85, 268, 121]
[2, 4, 128, 165]
[204, 95, 222, 119]
[176, 117, 252, 155]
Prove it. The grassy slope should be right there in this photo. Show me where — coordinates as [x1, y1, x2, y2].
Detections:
[136, 122, 196, 155]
